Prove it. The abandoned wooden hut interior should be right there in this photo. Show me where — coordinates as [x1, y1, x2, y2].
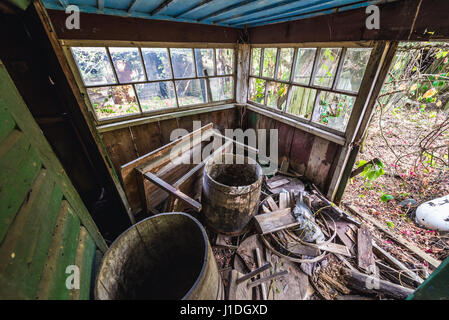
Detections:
[0, 0, 448, 301]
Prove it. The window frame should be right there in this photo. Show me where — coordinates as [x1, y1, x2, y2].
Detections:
[64, 41, 237, 126]
[247, 43, 374, 136]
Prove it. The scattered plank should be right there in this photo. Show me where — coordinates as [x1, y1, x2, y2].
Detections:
[346, 205, 441, 269]
[267, 178, 290, 189]
[254, 248, 267, 300]
[253, 208, 299, 235]
[327, 220, 356, 255]
[261, 204, 270, 213]
[316, 242, 352, 257]
[342, 269, 414, 300]
[357, 225, 376, 274]
[372, 241, 424, 285]
[278, 192, 288, 210]
[285, 242, 321, 257]
[265, 196, 279, 212]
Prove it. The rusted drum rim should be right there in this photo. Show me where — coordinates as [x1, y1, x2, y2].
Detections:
[94, 212, 210, 300]
[204, 153, 263, 194]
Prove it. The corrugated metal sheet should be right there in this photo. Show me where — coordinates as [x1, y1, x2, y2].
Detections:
[43, 0, 400, 28]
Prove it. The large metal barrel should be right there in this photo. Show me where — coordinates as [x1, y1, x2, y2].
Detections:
[202, 153, 263, 235]
[95, 212, 224, 300]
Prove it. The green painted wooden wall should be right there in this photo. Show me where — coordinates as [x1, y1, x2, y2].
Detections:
[0, 60, 107, 299]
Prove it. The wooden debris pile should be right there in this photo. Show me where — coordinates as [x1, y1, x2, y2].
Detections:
[211, 172, 428, 300]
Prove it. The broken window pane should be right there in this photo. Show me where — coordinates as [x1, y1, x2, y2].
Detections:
[109, 47, 146, 83]
[312, 91, 355, 131]
[141, 48, 172, 81]
[250, 48, 261, 76]
[248, 77, 266, 104]
[262, 48, 277, 78]
[170, 48, 195, 79]
[266, 82, 288, 110]
[293, 48, 316, 85]
[313, 48, 342, 88]
[216, 48, 234, 75]
[195, 48, 215, 77]
[287, 86, 317, 119]
[210, 77, 233, 101]
[135, 81, 177, 112]
[276, 48, 294, 81]
[87, 85, 139, 120]
[337, 48, 372, 93]
[176, 79, 207, 106]
[71, 47, 116, 86]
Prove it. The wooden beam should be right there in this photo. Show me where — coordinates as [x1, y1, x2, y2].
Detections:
[174, 0, 215, 18]
[346, 205, 441, 269]
[144, 172, 202, 212]
[150, 0, 175, 15]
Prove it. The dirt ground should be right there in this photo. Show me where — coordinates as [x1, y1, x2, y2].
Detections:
[343, 103, 449, 274]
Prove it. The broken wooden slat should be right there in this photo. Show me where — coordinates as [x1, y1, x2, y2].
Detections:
[372, 241, 424, 285]
[346, 205, 441, 269]
[265, 196, 279, 212]
[144, 172, 202, 212]
[267, 178, 290, 189]
[247, 270, 289, 289]
[261, 204, 270, 213]
[312, 189, 361, 226]
[215, 234, 238, 250]
[343, 269, 414, 300]
[278, 192, 288, 210]
[253, 208, 299, 235]
[328, 221, 356, 255]
[316, 242, 352, 257]
[357, 225, 376, 274]
[255, 248, 267, 300]
[285, 242, 321, 257]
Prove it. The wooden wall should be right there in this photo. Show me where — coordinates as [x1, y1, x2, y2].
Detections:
[0, 62, 106, 299]
[100, 107, 239, 187]
[245, 109, 341, 194]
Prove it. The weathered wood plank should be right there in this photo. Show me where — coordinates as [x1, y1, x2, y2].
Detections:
[254, 208, 298, 235]
[357, 225, 376, 273]
[0, 131, 42, 242]
[347, 205, 441, 268]
[71, 227, 96, 300]
[37, 203, 80, 300]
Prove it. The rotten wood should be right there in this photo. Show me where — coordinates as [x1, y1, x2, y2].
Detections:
[346, 205, 441, 269]
[357, 225, 376, 274]
[342, 269, 414, 300]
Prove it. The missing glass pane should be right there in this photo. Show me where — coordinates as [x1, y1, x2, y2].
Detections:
[266, 82, 288, 110]
[249, 77, 266, 104]
[210, 77, 233, 101]
[216, 48, 234, 75]
[287, 86, 317, 119]
[195, 49, 215, 77]
[135, 81, 177, 112]
[337, 48, 372, 93]
[87, 85, 139, 120]
[251, 48, 261, 76]
[276, 48, 294, 81]
[170, 48, 195, 79]
[293, 48, 316, 85]
[312, 91, 355, 131]
[141, 48, 172, 80]
[109, 47, 146, 83]
[176, 79, 207, 106]
[72, 47, 116, 86]
[262, 48, 277, 78]
[313, 48, 342, 88]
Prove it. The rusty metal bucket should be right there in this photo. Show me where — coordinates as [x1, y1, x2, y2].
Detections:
[202, 153, 263, 235]
[95, 212, 224, 300]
